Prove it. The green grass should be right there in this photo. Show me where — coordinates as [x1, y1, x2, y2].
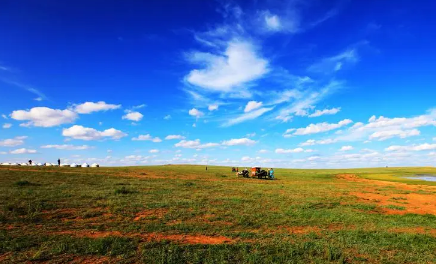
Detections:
[1, 165, 436, 263]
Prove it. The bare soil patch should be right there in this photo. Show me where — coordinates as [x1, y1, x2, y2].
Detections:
[337, 174, 436, 215]
[134, 208, 168, 221]
[50, 230, 236, 245]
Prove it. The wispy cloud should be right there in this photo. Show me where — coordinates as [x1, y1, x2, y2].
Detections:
[222, 107, 274, 127]
[308, 49, 358, 74]
[1, 79, 48, 101]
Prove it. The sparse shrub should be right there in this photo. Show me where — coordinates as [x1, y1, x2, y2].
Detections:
[183, 182, 195, 187]
[14, 180, 38, 187]
[114, 186, 136, 195]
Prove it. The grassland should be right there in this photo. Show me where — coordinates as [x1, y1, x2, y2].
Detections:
[1, 165, 436, 263]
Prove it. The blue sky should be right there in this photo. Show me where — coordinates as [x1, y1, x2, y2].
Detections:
[1, 0, 436, 168]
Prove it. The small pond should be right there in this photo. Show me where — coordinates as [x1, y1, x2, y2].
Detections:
[403, 174, 436, 182]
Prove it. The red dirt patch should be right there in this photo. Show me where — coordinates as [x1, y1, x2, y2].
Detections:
[0, 252, 12, 262]
[134, 208, 168, 221]
[50, 230, 235, 244]
[350, 191, 436, 215]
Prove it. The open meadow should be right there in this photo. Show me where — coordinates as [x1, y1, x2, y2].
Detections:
[2, 165, 436, 263]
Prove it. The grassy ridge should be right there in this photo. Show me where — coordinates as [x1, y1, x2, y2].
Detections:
[1, 165, 436, 263]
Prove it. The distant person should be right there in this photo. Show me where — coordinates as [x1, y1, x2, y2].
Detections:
[269, 168, 274, 179]
[206, 166, 208, 171]
[28, 160, 32, 165]
[58, 158, 61, 166]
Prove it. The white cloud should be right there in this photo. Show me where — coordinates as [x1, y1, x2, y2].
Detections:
[275, 148, 305, 154]
[309, 107, 341, 117]
[369, 129, 420, 141]
[223, 107, 274, 127]
[189, 108, 204, 118]
[385, 143, 436, 152]
[2, 123, 12, 129]
[244, 101, 263, 113]
[40, 144, 91, 150]
[73, 101, 121, 114]
[185, 41, 268, 93]
[11, 107, 78, 127]
[62, 125, 127, 140]
[308, 49, 358, 74]
[208, 104, 219, 111]
[285, 119, 352, 136]
[10, 148, 37, 154]
[132, 134, 162, 142]
[275, 81, 341, 122]
[165, 135, 186, 140]
[192, 123, 197, 128]
[340, 146, 354, 151]
[132, 104, 146, 109]
[175, 139, 219, 149]
[265, 14, 281, 31]
[149, 149, 159, 153]
[1, 114, 7, 119]
[222, 138, 256, 146]
[258, 149, 269, 153]
[0, 136, 27, 147]
[164, 115, 171, 120]
[300, 138, 338, 146]
[122, 111, 143, 122]
[336, 110, 436, 142]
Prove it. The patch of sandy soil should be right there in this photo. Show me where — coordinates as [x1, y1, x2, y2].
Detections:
[337, 174, 436, 215]
[51, 230, 235, 245]
[134, 208, 168, 221]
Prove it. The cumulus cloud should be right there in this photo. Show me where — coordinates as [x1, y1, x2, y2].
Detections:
[0, 136, 27, 147]
[208, 104, 219, 111]
[175, 139, 219, 149]
[285, 119, 352, 137]
[222, 138, 256, 146]
[385, 143, 436, 152]
[340, 146, 354, 151]
[132, 134, 162, 142]
[369, 129, 420, 141]
[10, 148, 37, 154]
[11, 107, 78, 127]
[73, 101, 121, 114]
[62, 125, 127, 140]
[188, 108, 204, 118]
[244, 101, 263, 113]
[336, 110, 436, 142]
[165, 135, 186, 140]
[40, 144, 91, 150]
[2, 123, 11, 129]
[308, 107, 341, 117]
[122, 111, 143, 122]
[185, 41, 268, 93]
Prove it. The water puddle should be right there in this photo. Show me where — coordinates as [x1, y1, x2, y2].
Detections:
[403, 174, 436, 182]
